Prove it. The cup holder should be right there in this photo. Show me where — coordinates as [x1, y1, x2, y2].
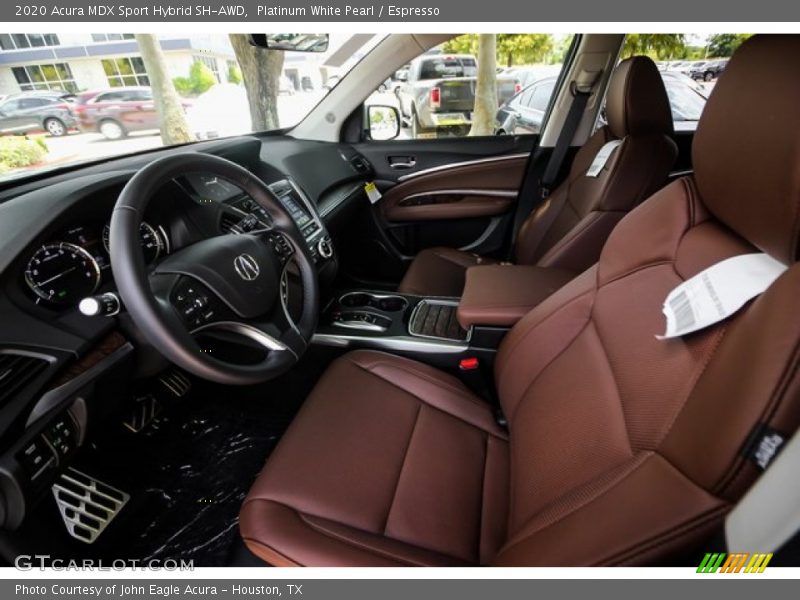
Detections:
[339, 292, 408, 313]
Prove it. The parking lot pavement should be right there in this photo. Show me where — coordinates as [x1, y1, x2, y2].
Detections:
[36, 130, 165, 168]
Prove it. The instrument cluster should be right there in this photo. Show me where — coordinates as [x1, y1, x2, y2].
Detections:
[23, 220, 169, 308]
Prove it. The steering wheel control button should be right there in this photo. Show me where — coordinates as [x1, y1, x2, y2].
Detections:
[79, 292, 121, 317]
[172, 281, 218, 328]
[233, 253, 260, 281]
[268, 233, 294, 263]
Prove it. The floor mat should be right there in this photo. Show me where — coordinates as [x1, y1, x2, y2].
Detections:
[68, 346, 339, 566]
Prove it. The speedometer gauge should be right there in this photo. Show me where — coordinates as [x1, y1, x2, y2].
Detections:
[25, 242, 101, 305]
[102, 221, 164, 264]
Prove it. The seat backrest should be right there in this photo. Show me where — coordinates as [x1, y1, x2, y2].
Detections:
[514, 56, 677, 273]
[492, 35, 800, 566]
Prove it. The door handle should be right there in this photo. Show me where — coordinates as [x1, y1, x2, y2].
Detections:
[388, 156, 416, 170]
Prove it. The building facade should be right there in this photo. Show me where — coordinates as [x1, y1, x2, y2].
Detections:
[0, 33, 237, 95]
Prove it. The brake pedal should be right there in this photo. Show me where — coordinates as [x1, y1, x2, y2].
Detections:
[52, 468, 128, 544]
[123, 393, 161, 433]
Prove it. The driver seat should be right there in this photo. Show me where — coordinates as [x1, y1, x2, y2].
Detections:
[240, 36, 800, 566]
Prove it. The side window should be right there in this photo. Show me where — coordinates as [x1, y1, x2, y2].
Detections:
[95, 91, 126, 103]
[1, 99, 21, 113]
[365, 33, 574, 141]
[19, 98, 47, 109]
[529, 81, 556, 112]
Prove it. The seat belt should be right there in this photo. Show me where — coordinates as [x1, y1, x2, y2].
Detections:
[509, 77, 596, 259]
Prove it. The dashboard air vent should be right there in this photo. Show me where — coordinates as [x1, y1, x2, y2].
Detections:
[0, 352, 49, 405]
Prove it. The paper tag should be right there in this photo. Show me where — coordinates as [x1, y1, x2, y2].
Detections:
[658, 253, 787, 339]
[586, 140, 623, 177]
[364, 181, 382, 204]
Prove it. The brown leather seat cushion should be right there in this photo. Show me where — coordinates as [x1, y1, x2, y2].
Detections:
[240, 350, 509, 566]
[397, 247, 498, 297]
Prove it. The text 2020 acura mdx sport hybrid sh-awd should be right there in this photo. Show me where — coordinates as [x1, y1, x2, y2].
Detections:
[0, 33, 798, 567]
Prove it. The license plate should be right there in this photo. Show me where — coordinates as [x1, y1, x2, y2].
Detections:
[433, 112, 470, 126]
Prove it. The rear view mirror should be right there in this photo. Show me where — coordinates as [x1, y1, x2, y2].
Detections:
[250, 34, 330, 53]
[367, 105, 401, 141]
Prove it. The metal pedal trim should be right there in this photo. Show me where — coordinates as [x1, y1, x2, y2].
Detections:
[123, 393, 161, 433]
[52, 468, 129, 544]
[158, 370, 191, 397]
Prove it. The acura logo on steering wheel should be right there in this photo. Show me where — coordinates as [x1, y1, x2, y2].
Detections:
[233, 254, 260, 281]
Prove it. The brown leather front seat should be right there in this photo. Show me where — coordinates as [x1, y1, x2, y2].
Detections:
[240, 35, 800, 566]
[398, 55, 677, 297]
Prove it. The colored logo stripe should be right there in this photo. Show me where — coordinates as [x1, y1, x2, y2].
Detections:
[697, 552, 773, 573]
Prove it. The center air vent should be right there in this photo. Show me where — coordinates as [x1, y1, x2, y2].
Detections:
[0, 351, 50, 404]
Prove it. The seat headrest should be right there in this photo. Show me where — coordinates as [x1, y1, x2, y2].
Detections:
[693, 35, 800, 264]
[605, 56, 673, 139]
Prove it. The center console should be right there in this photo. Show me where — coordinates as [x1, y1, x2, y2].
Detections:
[314, 290, 508, 369]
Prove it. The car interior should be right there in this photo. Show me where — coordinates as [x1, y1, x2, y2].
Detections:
[0, 33, 799, 567]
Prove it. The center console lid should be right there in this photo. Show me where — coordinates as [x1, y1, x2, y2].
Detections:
[457, 265, 575, 329]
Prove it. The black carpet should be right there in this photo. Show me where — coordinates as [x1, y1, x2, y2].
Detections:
[42, 346, 339, 567]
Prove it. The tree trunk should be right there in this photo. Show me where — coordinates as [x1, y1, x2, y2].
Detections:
[134, 34, 193, 145]
[469, 34, 498, 137]
[229, 34, 285, 131]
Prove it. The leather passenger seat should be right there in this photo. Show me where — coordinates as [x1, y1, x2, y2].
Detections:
[240, 36, 800, 566]
[398, 55, 677, 297]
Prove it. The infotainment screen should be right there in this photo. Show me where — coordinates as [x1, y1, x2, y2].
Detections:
[278, 194, 311, 228]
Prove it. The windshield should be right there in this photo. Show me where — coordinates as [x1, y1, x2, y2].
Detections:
[0, 33, 382, 182]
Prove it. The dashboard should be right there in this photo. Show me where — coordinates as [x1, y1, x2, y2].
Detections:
[0, 135, 373, 530]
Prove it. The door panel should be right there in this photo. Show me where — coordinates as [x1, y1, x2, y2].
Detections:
[356, 134, 536, 183]
[339, 136, 537, 287]
[379, 154, 526, 221]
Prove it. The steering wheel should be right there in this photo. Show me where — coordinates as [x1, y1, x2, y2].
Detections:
[110, 152, 319, 385]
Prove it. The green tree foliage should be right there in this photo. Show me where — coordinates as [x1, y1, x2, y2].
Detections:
[227, 63, 242, 84]
[442, 34, 556, 67]
[707, 34, 751, 57]
[0, 136, 48, 173]
[172, 61, 217, 96]
[621, 34, 688, 60]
